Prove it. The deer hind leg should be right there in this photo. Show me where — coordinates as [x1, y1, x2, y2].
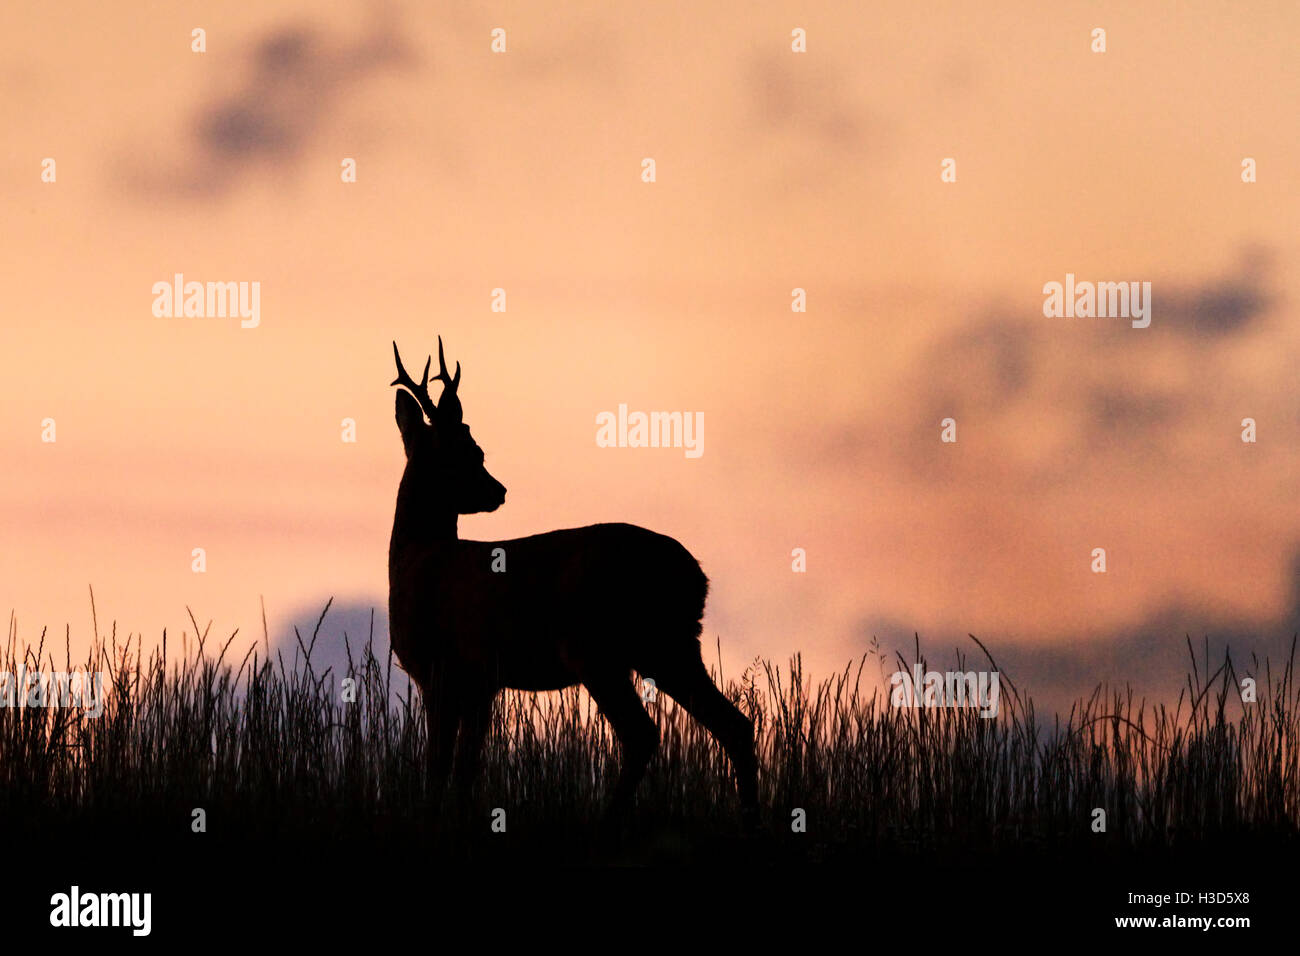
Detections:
[651, 655, 758, 816]
[584, 671, 659, 814]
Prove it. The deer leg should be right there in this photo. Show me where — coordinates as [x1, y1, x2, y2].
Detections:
[652, 656, 759, 819]
[424, 689, 459, 802]
[453, 692, 494, 796]
[584, 672, 659, 814]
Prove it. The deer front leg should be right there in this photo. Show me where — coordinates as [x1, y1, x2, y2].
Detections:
[453, 692, 494, 797]
[425, 691, 460, 804]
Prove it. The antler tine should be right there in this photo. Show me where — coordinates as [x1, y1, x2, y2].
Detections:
[390, 341, 437, 420]
[434, 335, 461, 392]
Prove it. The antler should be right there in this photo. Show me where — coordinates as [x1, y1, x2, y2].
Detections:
[391, 342, 437, 422]
[430, 335, 464, 425]
[433, 335, 461, 396]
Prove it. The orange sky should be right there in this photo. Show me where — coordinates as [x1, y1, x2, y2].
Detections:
[2, 1, 1298, 701]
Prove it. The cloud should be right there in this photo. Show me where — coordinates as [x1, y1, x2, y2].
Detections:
[118, 16, 415, 199]
[975, 599, 1296, 717]
[807, 247, 1279, 484]
[740, 52, 888, 189]
[1086, 386, 1179, 433]
[927, 315, 1034, 410]
[1149, 246, 1275, 338]
[1159, 281, 1270, 337]
[272, 597, 398, 699]
[861, 554, 1300, 720]
[749, 52, 877, 149]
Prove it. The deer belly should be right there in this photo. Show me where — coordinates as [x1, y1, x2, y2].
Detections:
[492, 655, 578, 692]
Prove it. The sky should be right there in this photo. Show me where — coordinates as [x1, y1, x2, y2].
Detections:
[2, 0, 1298, 710]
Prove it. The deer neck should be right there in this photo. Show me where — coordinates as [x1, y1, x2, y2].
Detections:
[390, 465, 459, 557]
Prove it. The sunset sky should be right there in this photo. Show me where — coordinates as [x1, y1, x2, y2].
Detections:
[2, 1, 1297, 708]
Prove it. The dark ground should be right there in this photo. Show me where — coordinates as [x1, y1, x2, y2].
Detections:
[8, 810, 1291, 942]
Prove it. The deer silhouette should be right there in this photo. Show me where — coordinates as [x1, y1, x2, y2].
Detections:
[387, 338, 758, 821]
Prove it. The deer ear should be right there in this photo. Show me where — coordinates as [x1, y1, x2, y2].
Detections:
[395, 390, 431, 454]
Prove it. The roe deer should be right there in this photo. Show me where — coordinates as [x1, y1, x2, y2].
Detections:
[387, 338, 758, 820]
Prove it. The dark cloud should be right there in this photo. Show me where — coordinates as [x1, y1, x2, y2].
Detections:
[810, 246, 1277, 481]
[272, 598, 399, 700]
[795, 315, 1045, 482]
[1159, 281, 1270, 336]
[119, 16, 415, 199]
[746, 52, 881, 154]
[887, 314, 1045, 479]
[1155, 249, 1274, 337]
[939, 316, 1034, 402]
[860, 556, 1300, 721]
[1087, 386, 1180, 434]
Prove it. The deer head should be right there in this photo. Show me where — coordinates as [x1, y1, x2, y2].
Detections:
[392, 338, 506, 514]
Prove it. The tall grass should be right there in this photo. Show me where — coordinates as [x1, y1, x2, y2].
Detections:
[2, 602, 1296, 862]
